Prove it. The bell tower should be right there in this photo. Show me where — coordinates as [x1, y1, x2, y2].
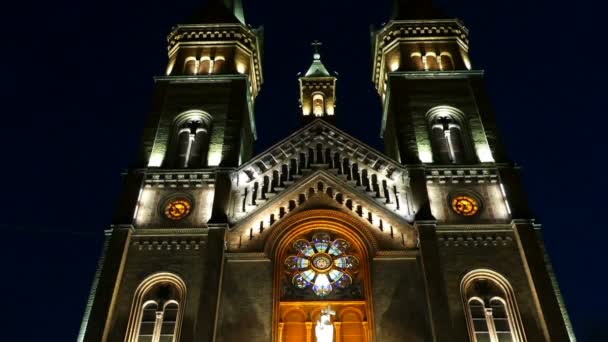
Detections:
[371, 1, 575, 341]
[143, 0, 262, 169]
[299, 41, 337, 125]
[372, 0, 503, 165]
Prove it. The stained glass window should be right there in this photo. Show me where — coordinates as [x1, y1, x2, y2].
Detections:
[284, 232, 359, 297]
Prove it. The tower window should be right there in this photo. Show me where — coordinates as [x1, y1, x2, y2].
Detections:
[171, 111, 212, 168]
[426, 106, 473, 164]
[462, 270, 525, 342]
[439, 53, 454, 71]
[184, 57, 198, 75]
[127, 274, 186, 342]
[199, 57, 211, 74]
[423, 53, 439, 71]
[430, 115, 465, 163]
[312, 93, 325, 116]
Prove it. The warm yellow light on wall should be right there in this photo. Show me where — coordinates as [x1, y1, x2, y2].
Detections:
[236, 62, 247, 74]
[302, 105, 311, 115]
[326, 106, 335, 115]
[389, 59, 400, 72]
[166, 59, 175, 76]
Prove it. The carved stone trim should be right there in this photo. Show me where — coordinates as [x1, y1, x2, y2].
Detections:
[143, 170, 215, 188]
[426, 167, 499, 184]
[132, 238, 205, 251]
[437, 233, 513, 247]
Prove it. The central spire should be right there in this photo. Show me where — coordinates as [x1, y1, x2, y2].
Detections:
[304, 41, 331, 77]
[299, 42, 337, 124]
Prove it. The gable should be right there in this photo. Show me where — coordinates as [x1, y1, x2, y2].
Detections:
[229, 119, 413, 224]
[225, 170, 417, 253]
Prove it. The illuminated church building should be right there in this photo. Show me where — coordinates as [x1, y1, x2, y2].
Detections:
[78, 0, 576, 341]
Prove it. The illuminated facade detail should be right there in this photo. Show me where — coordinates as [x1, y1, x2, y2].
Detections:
[284, 232, 359, 297]
[439, 52, 454, 71]
[426, 106, 472, 164]
[171, 111, 212, 168]
[462, 270, 526, 342]
[451, 195, 480, 216]
[299, 42, 337, 123]
[125, 273, 186, 342]
[163, 198, 192, 221]
[79, 1, 575, 342]
[312, 93, 325, 116]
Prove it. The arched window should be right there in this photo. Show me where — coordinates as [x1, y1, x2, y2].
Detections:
[126, 273, 186, 342]
[312, 93, 325, 116]
[199, 57, 211, 75]
[171, 111, 212, 168]
[427, 106, 469, 164]
[183, 57, 198, 75]
[410, 52, 424, 70]
[439, 53, 454, 71]
[462, 270, 525, 342]
[213, 56, 225, 74]
[424, 52, 439, 71]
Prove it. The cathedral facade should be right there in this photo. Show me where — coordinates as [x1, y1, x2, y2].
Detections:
[78, 1, 575, 341]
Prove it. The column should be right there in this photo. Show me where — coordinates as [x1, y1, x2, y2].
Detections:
[305, 322, 313, 342]
[277, 323, 284, 342]
[334, 322, 342, 342]
[362, 321, 370, 342]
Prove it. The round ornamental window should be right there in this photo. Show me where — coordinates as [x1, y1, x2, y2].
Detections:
[451, 195, 480, 216]
[164, 198, 192, 221]
[284, 232, 359, 297]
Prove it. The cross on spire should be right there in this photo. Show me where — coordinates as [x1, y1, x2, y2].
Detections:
[312, 40, 322, 60]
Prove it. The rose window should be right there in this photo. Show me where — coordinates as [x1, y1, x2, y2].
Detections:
[284, 232, 359, 297]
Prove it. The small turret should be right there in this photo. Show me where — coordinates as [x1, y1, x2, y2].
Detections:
[299, 41, 337, 124]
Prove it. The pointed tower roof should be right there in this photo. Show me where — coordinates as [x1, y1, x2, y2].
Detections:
[391, 0, 448, 20]
[186, 0, 246, 24]
[304, 41, 331, 77]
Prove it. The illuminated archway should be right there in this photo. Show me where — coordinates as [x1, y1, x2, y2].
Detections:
[268, 209, 375, 342]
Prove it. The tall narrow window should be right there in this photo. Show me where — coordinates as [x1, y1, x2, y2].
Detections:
[138, 302, 159, 342]
[172, 111, 212, 168]
[213, 56, 225, 74]
[199, 57, 211, 75]
[410, 52, 424, 70]
[430, 115, 465, 163]
[183, 57, 198, 75]
[127, 273, 186, 342]
[424, 53, 439, 71]
[462, 270, 524, 342]
[312, 93, 325, 116]
[440, 53, 455, 71]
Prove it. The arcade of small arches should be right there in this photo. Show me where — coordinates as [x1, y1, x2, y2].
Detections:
[183, 56, 226, 75]
[410, 51, 455, 71]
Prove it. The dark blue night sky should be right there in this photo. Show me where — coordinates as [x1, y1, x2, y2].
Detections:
[0, 0, 605, 340]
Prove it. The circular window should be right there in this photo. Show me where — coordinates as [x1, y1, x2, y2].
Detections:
[451, 195, 480, 216]
[284, 232, 359, 297]
[163, 198, 192, 221]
